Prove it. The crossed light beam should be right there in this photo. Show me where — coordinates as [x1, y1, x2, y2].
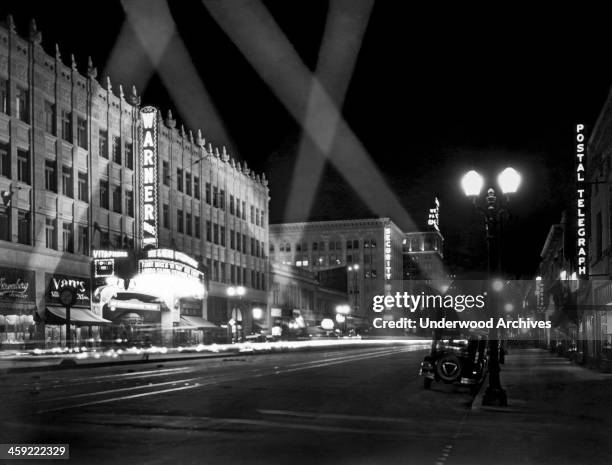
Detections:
[284, 0, 374, 222]
[103, 0, 232, 151]
[100, 0, 446, 283]
[203, 0, 417, 232]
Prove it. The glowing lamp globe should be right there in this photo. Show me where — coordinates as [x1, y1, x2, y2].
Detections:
[498, 167, 521, 194]
[461, 170, 484, 197]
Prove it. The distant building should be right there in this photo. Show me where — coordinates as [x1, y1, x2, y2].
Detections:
[269, 218, 404, 322]
[402, 230, 445, 282]
[268, 262, 348, 333]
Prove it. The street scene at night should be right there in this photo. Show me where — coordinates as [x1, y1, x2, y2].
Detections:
[0, 2, 612, 464]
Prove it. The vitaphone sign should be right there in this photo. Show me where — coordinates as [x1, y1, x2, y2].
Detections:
[140, 107, 159, 248]
[576, 123, 587, 278]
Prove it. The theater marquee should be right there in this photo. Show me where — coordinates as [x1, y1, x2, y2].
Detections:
[140, 106, 159, 249]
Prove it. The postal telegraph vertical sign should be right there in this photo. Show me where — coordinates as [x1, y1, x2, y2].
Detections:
[140, 106, 159, 249]
[576, 124, 587, 278]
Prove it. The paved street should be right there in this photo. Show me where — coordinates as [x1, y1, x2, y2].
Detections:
[1, 344, 611, 465]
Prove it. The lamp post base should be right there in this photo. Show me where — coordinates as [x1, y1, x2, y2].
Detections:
[482, 386, 508, 407]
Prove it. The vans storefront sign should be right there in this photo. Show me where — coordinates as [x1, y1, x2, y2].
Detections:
[47, 274, 91, 308]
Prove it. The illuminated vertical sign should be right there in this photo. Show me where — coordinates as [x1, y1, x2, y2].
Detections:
[140, 106, 159, 249]
[384, 227, 392, 280]
[576, 123, 587, 278]
[427, 197, 440, 231]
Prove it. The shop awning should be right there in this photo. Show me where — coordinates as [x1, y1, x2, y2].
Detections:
[179, 316, 219, 329]
[45, 306, 111, 325]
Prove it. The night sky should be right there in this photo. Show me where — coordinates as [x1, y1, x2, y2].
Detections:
[1, 1, 610, 277]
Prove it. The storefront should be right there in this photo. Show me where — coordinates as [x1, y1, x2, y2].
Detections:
[43, 273, 109, 348]
[0, 266, 36, 350]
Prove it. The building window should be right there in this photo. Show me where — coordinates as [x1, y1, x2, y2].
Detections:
[205, 182, 211, 204]
[163, 203, 169, 228]
[194, 215, 200, 238]
[213, 223, 219, 244]
[220, 226, 226, 247]
[78, 225, 88, 255]
[44, 101, 56, 135]
[0, 208, 9, 241]
[99, 129, 108, 158]
[236, 233, 241, 252]
[250, 205, 254, 223]
[212, 186, 218, 208]
[112, 136, 121, 164]
[77, 117, 87, 149]
[353, 239, 359, 249]
[17, 149, 30, 185]
[45, 217, 56, 249]
[186, 212, 192, 236]
[236, 197, 241, 217]
[185, 172, 191, 196]
[112, 185, 121, 213]
[0, 142, 9, 178]
[78, 171, 88, 202]
[255, 208, 260, 226]
[230, 195, 235, 215]
[125, 190, 134, 217]
[162, 161, 170, 186]
[177, 209, 184, 233]
[41, 160, 55, 192]
[260, 210, 265, 227]
[269, 243, 274, 253]
[61, 110, 72, 142]
[0, 78, 7, 114]
[15, 87, 28, 123]
[62, 166, 73, 198]
[62, 222, 73, 253]
[243, 234, 248, 254]
[194, 176, 200, 199]
[17, 210, 30, 245]
[220, 189, 225, 210]
[251, 237, 256, 256]
[177, 168, 183, 192]
[99, 180, 109, 209]
[241, 201, 246, 220]
[230, 264, 236, 284]
[230, 230, 235, 249]
[125, 141, 133, 170]
[206, 221, 211, 241]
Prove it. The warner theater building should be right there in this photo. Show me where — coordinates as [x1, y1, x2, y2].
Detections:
[0, 18, 269, 349]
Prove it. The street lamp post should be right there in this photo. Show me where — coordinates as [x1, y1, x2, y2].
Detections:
[461, 167, 521, 407]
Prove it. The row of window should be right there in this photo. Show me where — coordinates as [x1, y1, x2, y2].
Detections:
[273, 239, 377, 253]
[160, 162, 265, 226]
[0, 82, 134, 169]
[0, 143, 30, 184]
[206, 258, 266, 290]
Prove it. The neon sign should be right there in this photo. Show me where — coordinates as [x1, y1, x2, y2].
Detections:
[427, 197, 440, 231]
[140, 106, 159, 248]
[576, 123, 587, 278]
[384, 227, 392, 280]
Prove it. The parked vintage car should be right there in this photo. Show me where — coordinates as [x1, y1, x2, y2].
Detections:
[419, 331, 489, 394]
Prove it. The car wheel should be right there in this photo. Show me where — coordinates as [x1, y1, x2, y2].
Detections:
[423, 378, 433, 390]
[435, 354, 462, 382]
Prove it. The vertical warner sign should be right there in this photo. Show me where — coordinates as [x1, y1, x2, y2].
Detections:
[140, 106, 159, 249]
[576, 123, 587, 278]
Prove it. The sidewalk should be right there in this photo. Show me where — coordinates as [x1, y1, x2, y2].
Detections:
[451, 348, 612, 465]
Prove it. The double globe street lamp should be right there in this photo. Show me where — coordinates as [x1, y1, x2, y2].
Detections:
[461, 167, 521, 407]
